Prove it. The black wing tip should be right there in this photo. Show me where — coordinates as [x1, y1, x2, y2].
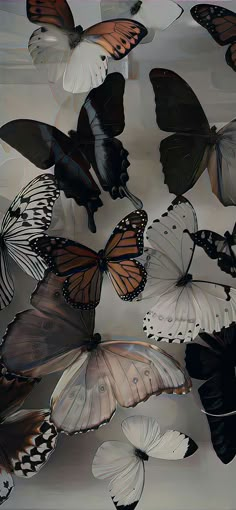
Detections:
[112, 497, 139, 510]
[185, 437, 198, 458]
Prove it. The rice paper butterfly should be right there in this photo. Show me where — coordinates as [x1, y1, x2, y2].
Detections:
[1, 272, 192, 435]
[92, 415, 198, 510]
[0, 174, 59, 310]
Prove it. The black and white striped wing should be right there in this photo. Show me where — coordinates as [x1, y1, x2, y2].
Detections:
[1, 175, 59, 280]
[0, 247, 14, 310]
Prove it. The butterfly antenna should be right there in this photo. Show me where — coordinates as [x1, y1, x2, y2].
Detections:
[119, 185, 143, 209]
[201, 408, 236, 417]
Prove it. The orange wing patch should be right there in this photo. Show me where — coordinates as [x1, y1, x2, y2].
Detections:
[64, 266, 103, 309]
[27, 0, 75, 29]
[84, 20, 148, 59]
[108, 259, 147, 300]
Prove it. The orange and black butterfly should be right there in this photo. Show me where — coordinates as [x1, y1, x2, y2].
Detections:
[27, 0, 147, 92]
[30, 210, 148, 309]
[191, 4, 236, 71]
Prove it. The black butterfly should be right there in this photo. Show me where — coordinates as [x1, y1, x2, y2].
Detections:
[186, 224, 236, 278]
[185, 324, 236, 464]
[191, 4, 236, 72]
[149, 67, 236, 205]
[0, 73, 142, 233]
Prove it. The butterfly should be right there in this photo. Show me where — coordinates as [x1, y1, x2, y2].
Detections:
[141, 196, 236, 343]
[185, 324, 236, 464]
[0, 174, 59, 310]
[191, 4, 236, 72]
[1, 271, 192, 434]
[0, 73, 142, 234]
[187, 223, 236, 278]
[26, 0, 147, 93]
[100, 0, 183, 44]
[0, 367, 57, 504]
[30, 209, 148, 309]
[92, 415, 198, 510]
[149, 68, 236, 206]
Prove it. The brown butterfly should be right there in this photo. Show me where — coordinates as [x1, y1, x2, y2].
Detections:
[27, 0, 147, 92]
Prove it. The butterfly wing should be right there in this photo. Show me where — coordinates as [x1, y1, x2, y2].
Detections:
[76, 72, 142, 208]
[92, 440, 144, 510]
[1, 409, 57, 477]
[226, 42, 236, 71]
[30, 236, 102, 309]
[83, 19, 147, 59]
[0, 468, 13, 506]
[28, 25, 70, 84]
[63, 41, 109, 93]
[104, 210, 148, 301]
[122, 415, 198, 459]
[188, 230, 236, 278]
[0, 119, 103, 234]
[27, 0, 75, 29]
[50, 339, 191, 434]
[1, 272, 95, 377]
[0, 371, 36, 420]
[1, 175, 59, 281]
[149, 68, 211, 195]
[0, 246, 14, 310]
[207, 119, 236, 206]
[191, 5, 236, 46]
[100, 0, 183, 41]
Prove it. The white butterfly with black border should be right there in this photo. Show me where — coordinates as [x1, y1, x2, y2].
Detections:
[0, 174, 59, 310]
[92, 415, 198, 510]
[142, 196, 236, 343]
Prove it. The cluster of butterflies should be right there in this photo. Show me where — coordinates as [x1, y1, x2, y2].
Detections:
[0, 0, 236, 508]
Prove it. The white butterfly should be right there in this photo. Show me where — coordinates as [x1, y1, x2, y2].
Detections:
[0, 174, 59, 310]
[100, 0, 183, 44]
[27, 0, 147, 93]
[92, 415, 198, 510]
[141, 196, 236, 343]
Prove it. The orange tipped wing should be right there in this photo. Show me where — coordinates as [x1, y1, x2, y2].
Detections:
[84, 19, 148, 59]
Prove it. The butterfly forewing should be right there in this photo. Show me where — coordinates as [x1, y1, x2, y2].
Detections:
[27, 0, 75, 29]
[191, 5, 236, 46]
[0, 248, 14, 311]
[0, 371, 36, 420]
[149, 68, 210, 134]
[84, 19, 147, 59]
[105, 210, 148, 260]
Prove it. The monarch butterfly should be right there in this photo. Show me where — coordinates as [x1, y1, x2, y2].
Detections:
[30, 209, 148, 309]
[27, 0, 147, 92]
[191, 4, 236, 72]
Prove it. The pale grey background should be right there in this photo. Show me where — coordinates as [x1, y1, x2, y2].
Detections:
[0, 1, 236, 508]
